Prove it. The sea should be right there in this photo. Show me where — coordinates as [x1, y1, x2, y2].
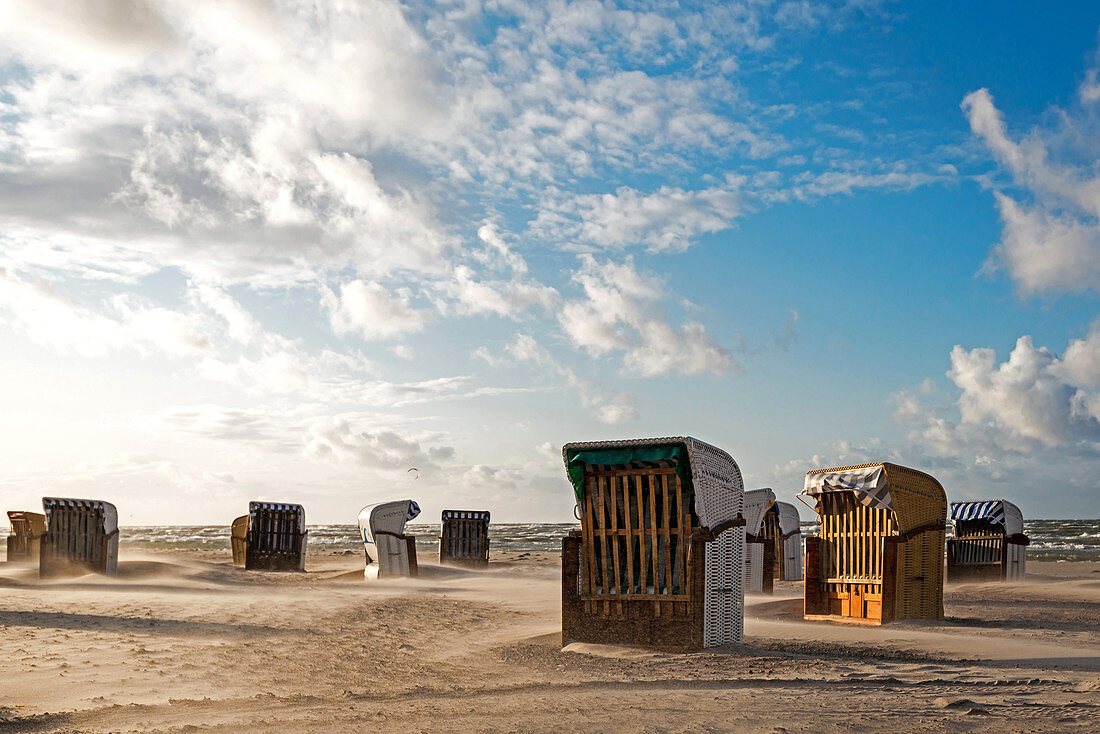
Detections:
[113, 519, 1100, 562]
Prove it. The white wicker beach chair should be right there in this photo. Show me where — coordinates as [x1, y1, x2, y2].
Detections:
[774, 501, 803, 582]
[561, 436, 745, 650]
[359, 500, 421, 579]
[742, 488, 776, 594]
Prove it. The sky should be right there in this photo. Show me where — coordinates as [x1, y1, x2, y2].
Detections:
[1, 0, 1099, 525]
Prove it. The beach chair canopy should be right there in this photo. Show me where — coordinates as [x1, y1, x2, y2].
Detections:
[775, 501, 802, 536]
[358, 499, 420, 565]
[950, 500, 1024, 536]
[743, 488, 776, 535]
[7, 511, 46, 534]
[42, 497, 118, 535]
[802, 464, 892, 512]
[563, 436, 743, 531]
[248, 501, 305, 531]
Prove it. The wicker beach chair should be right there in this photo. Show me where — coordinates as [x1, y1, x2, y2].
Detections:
[6, 511, 46, 562]
[743, 488, 776, 595]
[230, 515, 248, 566]
[359, 500, 421, 579]
[947, 500, 1028, 582]
[800, 463, 946, 624]
[439, 510, 490, 568]
[243, 502, 307, 571]
[561, 437, 746, 650]
[39, 498, 119, 578]
[770, 501, 803, 582]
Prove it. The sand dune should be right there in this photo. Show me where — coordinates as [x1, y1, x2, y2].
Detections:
[0, 552, 1096, 732]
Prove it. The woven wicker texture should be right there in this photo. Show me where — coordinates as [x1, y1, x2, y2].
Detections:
[806, 462, 946, 622]
[563, 436, 744, 647]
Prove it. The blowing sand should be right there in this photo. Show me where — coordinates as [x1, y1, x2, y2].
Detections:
[0, 549, 1097, 732]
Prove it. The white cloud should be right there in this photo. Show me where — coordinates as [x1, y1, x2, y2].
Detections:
[559, 256, 732, 376]
[536, 180, 743, 253]
[323, 280, 428, 341]
[962, 87, 1100, 295]
[304, 417, 455, 472]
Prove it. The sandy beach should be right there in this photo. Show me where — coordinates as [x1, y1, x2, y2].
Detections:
[0, 549, 1097, 733]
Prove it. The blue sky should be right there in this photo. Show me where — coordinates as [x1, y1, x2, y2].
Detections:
[1, 0, 1099, 524]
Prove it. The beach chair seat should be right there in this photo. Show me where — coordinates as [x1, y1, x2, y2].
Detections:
[439, 510, 490, 568]
[6, 511, 46, 562]
[359, 500, 420, 579]
[243, 502, 307, 571]
[800, 463, 946, 624]
[947, 500, 1028, 582]
[561, 437, 746, 651]
[39, 498, 119, 578]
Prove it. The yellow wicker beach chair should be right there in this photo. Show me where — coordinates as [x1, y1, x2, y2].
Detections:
[947, 500, 1028, 582]
[230, 515, 248, 566]
[561, 437, 746, 650]
[5, 511, 46, 562]
[39, 498, 119, 578]
[800, 463, 946, 624]
[439, 510, 490, 568]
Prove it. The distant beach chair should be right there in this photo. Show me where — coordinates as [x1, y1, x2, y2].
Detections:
[743, 488, 776, 595]
[243, 502, 307, 571]
[947, 500, 1029, 582]
[359, 500, 421, 579]
[799, 463, 946, 624]
[766, 501, 803, 583]
[230, 515, 248, 566]
[561, 437, 746, 650]
[439, 510, 490, 568]
[39, 498, 119, 578]
[6, 511, 46, 562]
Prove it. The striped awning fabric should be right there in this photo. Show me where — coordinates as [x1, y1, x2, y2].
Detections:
[442, 509, 490, 521]
[801, 464, 893, 512]
[406, 500, 422, 522]
[249, 502, 305, 531]
[950, 500, 1005, 525]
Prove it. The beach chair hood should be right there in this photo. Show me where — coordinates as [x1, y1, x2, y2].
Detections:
[358, 500, 420, 564]
[562, 436, 743, 531]
[950, 500, 1024, 536]
[801, 464, 892, 512]
[742, 488, 776, 535]
[775, 501, 802, 536]
[42, 497, 118, 535]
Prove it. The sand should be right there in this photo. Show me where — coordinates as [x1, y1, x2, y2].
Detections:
[0, 550, 1097, 732]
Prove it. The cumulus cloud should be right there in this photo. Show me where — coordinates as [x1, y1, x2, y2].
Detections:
[963, 87, 1100, 295]
[559, 256, 732, 376]
[304, 417, 455, 472]
[322, 280, 428, 341]
[895, 335, 1100, 456]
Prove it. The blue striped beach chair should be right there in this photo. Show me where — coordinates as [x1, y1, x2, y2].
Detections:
[243, 502, 308, 571]
[948, 500, 1028, 582]
[39, 497, 119, 577]
[439, 510, 490, 568]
